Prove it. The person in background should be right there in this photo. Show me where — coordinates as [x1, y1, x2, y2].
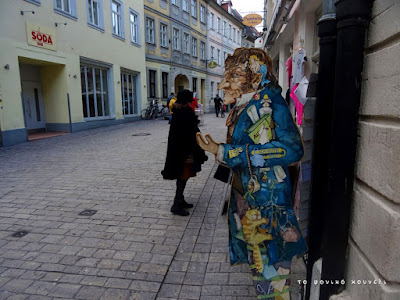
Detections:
[214, 94, 223, 117]
[190, 91, 199, 111]
[161, 90, 208, 216]
[168, 94, 177, 124]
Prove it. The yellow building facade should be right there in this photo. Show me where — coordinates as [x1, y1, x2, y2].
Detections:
[144, 0, 207, 107]
[0, 0, 147, 147]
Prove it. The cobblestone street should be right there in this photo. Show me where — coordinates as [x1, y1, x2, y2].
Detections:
[0, 114, 305, 300]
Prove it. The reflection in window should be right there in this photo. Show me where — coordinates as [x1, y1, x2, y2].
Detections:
[121, 72, 138, 116]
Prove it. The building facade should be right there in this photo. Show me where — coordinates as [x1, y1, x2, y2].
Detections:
[206, 0, 243, 111]
[0, 0, 147, 147]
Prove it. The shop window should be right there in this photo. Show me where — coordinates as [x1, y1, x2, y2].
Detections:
[54, 0, 77, 19]
[149, 70, 156, 98]
[162, 72, 169, 99]
[111, 0, 125, 39]
[121, 72, 138, 116]
[81, 65, 110, 119]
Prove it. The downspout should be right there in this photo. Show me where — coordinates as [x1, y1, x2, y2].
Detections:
[320, 0, 374, 299]
[305, 0, 337, 298]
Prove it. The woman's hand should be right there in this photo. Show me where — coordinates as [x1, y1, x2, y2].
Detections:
[196, 133, 219, 155]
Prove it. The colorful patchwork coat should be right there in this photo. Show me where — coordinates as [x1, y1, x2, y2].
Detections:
[219, 84, 307, 276]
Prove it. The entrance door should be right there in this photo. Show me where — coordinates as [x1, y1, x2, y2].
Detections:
[22, 81, 46, 130]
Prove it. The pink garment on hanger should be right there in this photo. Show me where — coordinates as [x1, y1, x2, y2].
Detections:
[290, 84, 304, 126]
[285, 57, 292, 88]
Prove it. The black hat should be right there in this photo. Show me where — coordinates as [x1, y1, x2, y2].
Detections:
[176, 89, 193, 104]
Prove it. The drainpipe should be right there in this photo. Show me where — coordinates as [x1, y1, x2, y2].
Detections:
[305, 0, 336, 298]
[319, 0, 373, 299]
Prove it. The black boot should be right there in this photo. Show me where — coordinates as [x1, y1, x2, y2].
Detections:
[170, 202, 189, 216]
[175, 179, 193, 209]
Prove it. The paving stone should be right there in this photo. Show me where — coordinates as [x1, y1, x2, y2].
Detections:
[204, 273, 229, 285]
[99, 288, 132, 300]
[129, 280, 160, 292]
[183, 272, 205, 286]
[104, 278, 131, 289]
[179, 285, 202, 299]
[47, 283, 81, 298]
[80, 276, 107, 287]
[1, 279, 33, 293]
[75, 285, 106, 299]
[164, 272, 185, 284]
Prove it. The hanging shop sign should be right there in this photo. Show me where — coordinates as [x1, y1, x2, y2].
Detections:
[242, 14, 263, 27]
[208, 61, 217, 68]
[26, 22, 56, 51]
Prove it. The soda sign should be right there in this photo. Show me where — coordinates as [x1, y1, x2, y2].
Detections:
[31, 30, 53, 46]
[26, 22, 56, 51]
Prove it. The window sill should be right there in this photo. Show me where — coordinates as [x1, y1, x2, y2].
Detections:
[192, 16, 197, 20]
[112, 33, 125, 41]
[160, 45, 169, 49]
[84, 116, 114, 121]
[172, 3, 179, 8]
[146, 41, 156, 46]
[24, 0, 41, 6]
[54, 8, 77, 21]
[200, 21, 206, 25]
[88, 23, 105, 33]
[131, 41, 141, 47]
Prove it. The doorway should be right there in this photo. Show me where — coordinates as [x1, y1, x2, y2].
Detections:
[21, 81, 46, 130]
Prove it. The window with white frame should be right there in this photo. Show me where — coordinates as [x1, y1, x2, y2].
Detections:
[217, 49, 221, 65]
[229, 24, 232, 39]
[191, 0, 197, 18]
[200, 41, 205, 60]
[56, 0, 71, 14]
[173, 28, 180, 50]
[80, 64, 110, 119]
[210, 46, 214, 60]
[223, 21, 226, 36]
[111, 0, 124, 38]
[183, 33, 189, 53]
[172, 0, 178, 6]
[217, 17, 221, 33]
[160, 23, 168, 47]
[121, 72, 138, 116]
[223, 51, 227, 66]
[130, 10, 139, 44]
[87, 0, 100, 27]
[237, 31, 240, 44]
[146, 18, 155, 44]
[192, 37, 197, 57]
[182, 0, 188, 12]
[200, 5, 205, 23]
[209, 12, 214, 29]
[233, 28, 236, 42]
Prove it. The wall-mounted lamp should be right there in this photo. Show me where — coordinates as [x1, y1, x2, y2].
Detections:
[4, 64, 10, 70]
[21, 10, 35, 15]
[55, 22, 67, 27]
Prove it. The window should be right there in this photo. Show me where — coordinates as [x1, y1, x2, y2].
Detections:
[217, 49, 221, 65]
[217, 0, 221, 4]
[146, 18, 155, 44]
[229, 24, 232, 39]
[87, 0, 101, 27]
[210, 46, 214, 60]
[200, 5, 205, 23]
[237, 31, 240, 44]
[121, 72, 138, 116]
[182, 0, 188, 12]
[172, 0, 178, 6]
[160, 23, 168, 47]
[183, 33, 189, 53]
[200, 41, 205, 60]
[173, 28, 180, 50]
[211, 82, 214, 97]
[80, 64, 110, 119]
[192, 78, 197, 93]
[54, 0, 77, 18]
[233, 28, 236, 42]
[162, 72, 169, 99]
[130, 10, 139, 44]
[223, 21, 226, 36]
[192, 37, 197, 57]
[111, 0, 124, 38]
[209, 13, 214, 29]
[149, 70, 156, 98]
[223, 51, 227, 66]
[191, 0, 197, 18]
[217, 17, 221, 33]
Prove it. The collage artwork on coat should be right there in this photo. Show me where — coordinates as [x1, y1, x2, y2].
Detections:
[196, 47, 307, 300]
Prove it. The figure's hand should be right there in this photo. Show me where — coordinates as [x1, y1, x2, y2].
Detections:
[196, 133, 219, 155]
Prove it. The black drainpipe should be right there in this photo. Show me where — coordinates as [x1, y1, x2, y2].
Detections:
[320, 0, 374, 299]
[305, 0, 337, 298]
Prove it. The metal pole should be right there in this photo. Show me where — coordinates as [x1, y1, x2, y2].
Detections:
[320, 0, 373, 298]
[305, 0, 336, 298]
[67, 93, 72, 133]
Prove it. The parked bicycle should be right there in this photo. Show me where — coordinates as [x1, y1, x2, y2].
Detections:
[140, 99, 169, 120]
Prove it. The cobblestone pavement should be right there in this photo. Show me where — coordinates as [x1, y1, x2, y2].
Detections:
[0, 114, 306, 300]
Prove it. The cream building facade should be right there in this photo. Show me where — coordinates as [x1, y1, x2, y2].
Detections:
[0, 0, 147, 147]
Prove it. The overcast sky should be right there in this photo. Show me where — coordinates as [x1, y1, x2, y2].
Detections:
[231, 0, 265, 31]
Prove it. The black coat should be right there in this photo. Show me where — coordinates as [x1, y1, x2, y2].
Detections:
[161, 104, 208, 180]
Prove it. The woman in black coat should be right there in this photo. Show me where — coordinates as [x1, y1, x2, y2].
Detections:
[161, 90, 208, 216]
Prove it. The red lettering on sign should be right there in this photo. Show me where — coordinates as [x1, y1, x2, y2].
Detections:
[31, 30, 54, 46]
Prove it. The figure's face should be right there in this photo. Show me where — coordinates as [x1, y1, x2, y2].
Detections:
[218, 63, 250, 105]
